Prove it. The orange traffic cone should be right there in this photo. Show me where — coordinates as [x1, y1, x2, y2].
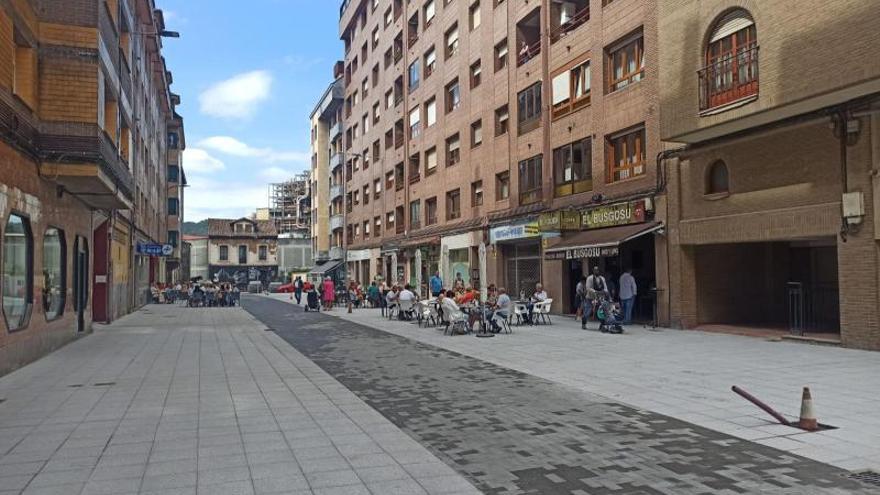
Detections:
[799, 387, 818, 431]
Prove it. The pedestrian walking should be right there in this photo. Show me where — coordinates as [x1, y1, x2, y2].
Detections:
[619, 268, 637, 325]
[293, 276, 303, 304]
[429, 271, 443, 298]
[322, 277, 336, 311]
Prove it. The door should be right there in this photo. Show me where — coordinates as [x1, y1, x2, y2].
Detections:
[92, 221, 109, 323]
[74, 236, 89, 332]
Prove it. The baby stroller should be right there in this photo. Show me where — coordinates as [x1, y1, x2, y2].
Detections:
[304, 287, 321, 312]
[595, 295, 624, 334]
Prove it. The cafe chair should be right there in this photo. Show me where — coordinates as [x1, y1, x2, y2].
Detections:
[491, 312, 511, 334]
[513, 303, 529, 325]
[534, 299, 553, 324]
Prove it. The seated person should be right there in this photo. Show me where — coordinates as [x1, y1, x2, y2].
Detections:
[488, 288, 512, 332]
[439, 290, 466, 333]
[397, 284, 417, 319]
[526, 283, 548, 324]
[456, 286, 477, 306]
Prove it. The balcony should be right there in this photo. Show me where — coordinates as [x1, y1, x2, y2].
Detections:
[330, 152, 344, 170]
[550, 5, 589, 43]
[329, 121, 342, 140]
[329, 246, 345, 260]
[330, 184, 343, 201]
[330, 214, 345, 231]
[699, 44, 759, 112]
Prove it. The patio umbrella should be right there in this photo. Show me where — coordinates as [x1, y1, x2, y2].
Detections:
[479, 243, 487, 301]
[441, 245, 450, 289]
[414, 248, 423, 297]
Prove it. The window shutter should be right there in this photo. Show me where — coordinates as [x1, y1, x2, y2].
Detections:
[710, 10, 754, 42]
[427, 100, 437, 124]
[425, 0, 435, 20]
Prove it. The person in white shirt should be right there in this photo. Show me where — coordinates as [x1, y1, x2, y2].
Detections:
[526, 283, 548, 324]
[584, 267, 609, 329]
[618, 267, 637, 324]
[398, 285, 416, 302]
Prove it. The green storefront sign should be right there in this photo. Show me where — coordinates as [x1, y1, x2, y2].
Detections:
[581, 200, 646, 229]
[538, 210, 582, 232]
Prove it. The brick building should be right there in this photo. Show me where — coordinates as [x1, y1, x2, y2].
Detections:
[0, 0, 184, 375]
[658, 0, 880, 348]
[335, 0, 666, 313]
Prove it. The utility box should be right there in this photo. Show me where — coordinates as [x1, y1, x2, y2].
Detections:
[842, 191, 864, 225]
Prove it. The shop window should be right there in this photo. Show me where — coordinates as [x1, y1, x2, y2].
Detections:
[700, 9, 758, 111]
[3, 213, 33, 331]
[606, 29, 644, 93]
[706, 160, 730, 194]
[42, 228, 66, 321]
[553, 137, 592, 196]
[606, 125, 646, 182]
[219, 245, 229, 261]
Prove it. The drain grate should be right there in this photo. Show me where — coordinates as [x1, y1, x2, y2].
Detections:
[93, 382, 116, 387]
[847, 470, 880, 487]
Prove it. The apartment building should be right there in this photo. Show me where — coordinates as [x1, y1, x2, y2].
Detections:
[658, 1, 880, 349]
[337, 0, 665, 314]
[166, 111, 186, 283]
[0, 0, 183, 375]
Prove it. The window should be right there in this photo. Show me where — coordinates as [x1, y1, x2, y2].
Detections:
[446, 134, 460, 166]
[494, 39, 508, 71]
[168, 231, 179, 248]
[606, 126, 646, 182]
[372, 26, 380, 48]
[470, 60, 482, 89]
[424, 0, 436, 27]
[167, 165, 179, 183]
[374, 217, 382, 236]
[409, 105, 421, 138]
[607, 31, 644, 92]
[517, 82, 542, 135]
[552, 59, 591, 118]
[424, 46, 436, 78]
[384, 6, 393, 26]
[445, 79, 461, 112]
[550, 0, 589, 42]
[372, 140, 381, 161]
[374, 178, 382, 199]
[410, 200, 421, 230]
[700, 10, 758, 110]
[706, 160, 730, 194]
[42, 228, 65, 321]
[446, 189, 461, 220]
[518, 155, 543, 204]
[445, 23, 459, 59]
[3, 214, 33, 331]
[471, 181, 483, 206]
[425, 147, 438, 175]
[363, 184, 370, 204]
[469, 1, 481, 30]
[168, 198, 179, 216]
[362, 77, 369, 97]
[553, 137, 592, 197]
[425, 197, 438, 225]
[363, 113, 370, 134]
[408, 59, 420, 90]
[386, 211, 395, 230]
[238, 245, 247, 265]
[495, 105, 509, 136]
[219, 245, 229, 261]
[425, 97, 437, 127]
[373, 102, 381, 124]
[470, 120, 482, 147]
[364, 221, 370, 238]
[372, 63, 380, 87]
[496, 172, 510, 200]
[386, 171, 395, 190]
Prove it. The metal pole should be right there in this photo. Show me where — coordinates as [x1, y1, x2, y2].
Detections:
[731, 386, 791, 426]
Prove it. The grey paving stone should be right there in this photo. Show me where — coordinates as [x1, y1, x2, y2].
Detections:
[304, 468, 363, 488]
[80, 477, 142, 495]
[196, 479, 254, 495]
[366, 478, 430, 495]
[141, 471, 197, 492]
[355, 464, 412, 483]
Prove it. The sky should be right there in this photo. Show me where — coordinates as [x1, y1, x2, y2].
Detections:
[158, 0, 341, 222]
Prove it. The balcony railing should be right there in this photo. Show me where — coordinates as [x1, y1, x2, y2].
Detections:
[517, 42, 541, 66]
[699, 44, 759, 112]
[329, 121, 342, 140]
[550, 8, 589, 43]
[330, 184, 343, 200]
[330, 214, 344, 231]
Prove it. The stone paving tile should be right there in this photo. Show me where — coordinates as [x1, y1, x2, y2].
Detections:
[245, 295, 878, 495]
[0, 304, 474, 495]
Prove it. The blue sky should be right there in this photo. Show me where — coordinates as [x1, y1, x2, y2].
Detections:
[158, 0, 341, 221]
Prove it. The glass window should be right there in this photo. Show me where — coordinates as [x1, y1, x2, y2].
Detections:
[42, 228, 65, 321]
[259, 245, 268, 261]
[219, 245, 229, 261]
[167, 165, 179, 183]
[3, 214, 33, 331]
[238, 245, 247, 265]
[607, 126, 646, 182]
[608, 33, 644, 92]
[707, 160, 730, 194]
[408, 60, 420, 90]
[517, 82, 542, 134]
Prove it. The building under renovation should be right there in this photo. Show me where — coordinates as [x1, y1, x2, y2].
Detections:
[268, 173, 314, 278]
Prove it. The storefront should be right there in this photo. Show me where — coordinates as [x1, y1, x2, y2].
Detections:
[346, 248, 373, 284]
[543, 199, 662, 320]
[440, 231, 483, 290]
[489, 218, 542, 300]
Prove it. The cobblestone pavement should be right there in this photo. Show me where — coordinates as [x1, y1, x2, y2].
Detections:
[266, 294, 880, 472]
[243, 295, 877, 495]
[0, 305, 478, 495]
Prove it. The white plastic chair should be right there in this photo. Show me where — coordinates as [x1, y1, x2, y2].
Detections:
[513, 303, 529, 325]
[535, 299, 553, 324]
[444, 309, 469, 335]
[398, 299, 415, 320]
[491, 311, 511, 334]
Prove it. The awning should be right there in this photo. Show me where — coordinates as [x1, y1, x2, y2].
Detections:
[309, 259, 344, 275]
[544, 222, 663, 259]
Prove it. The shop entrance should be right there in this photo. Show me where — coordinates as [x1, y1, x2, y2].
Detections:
[502, 241, 542, 300]
[693, 240, 839, 334]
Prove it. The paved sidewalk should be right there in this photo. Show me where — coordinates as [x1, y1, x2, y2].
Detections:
[0, 305, 479, 495]
[267, 294, 880, 473]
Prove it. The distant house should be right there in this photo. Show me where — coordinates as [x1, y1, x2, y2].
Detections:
[183, 235, 209, 281]
[206, 218, 279, 288]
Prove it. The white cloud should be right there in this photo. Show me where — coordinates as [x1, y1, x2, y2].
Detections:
[199, 70, 272, 119]
[185, 180, 268, 222]
[182, 148, 225, 173]
[198, 136, 309, 164]
[260, 166, 299, 181]
[163, 10, 188, 25]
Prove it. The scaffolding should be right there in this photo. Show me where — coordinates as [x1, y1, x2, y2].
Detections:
[268, 172, 312, 238]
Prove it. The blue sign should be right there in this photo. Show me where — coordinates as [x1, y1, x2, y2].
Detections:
[137, 243, 174, 257]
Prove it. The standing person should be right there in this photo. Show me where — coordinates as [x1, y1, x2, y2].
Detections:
[322, 277, 336, 311]
[583, 266, 609, 330]
[619, 268, 637, 325]
[575, 276, 587, 321]
[367, 281, 380, 308]
[429, 271, 443, 298]
[293, 276, 303, 304]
